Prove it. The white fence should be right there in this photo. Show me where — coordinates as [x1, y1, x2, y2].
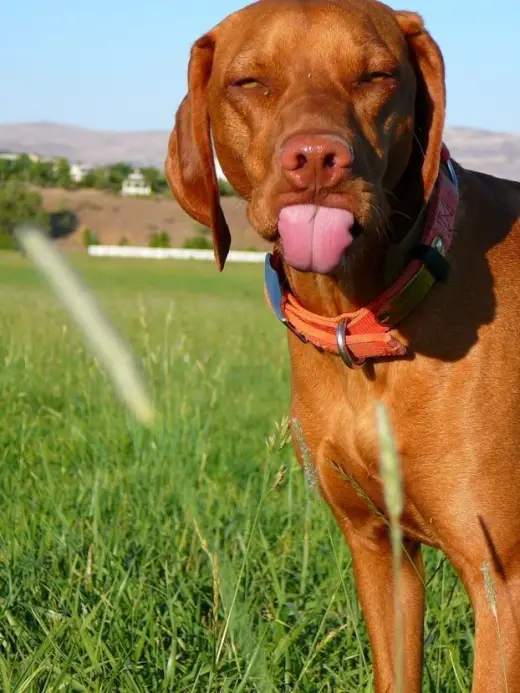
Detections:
[88, 245, 267, 263]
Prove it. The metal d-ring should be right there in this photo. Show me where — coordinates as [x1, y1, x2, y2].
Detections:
[336, 318, 366, 369]
[445, 157, 459, 190]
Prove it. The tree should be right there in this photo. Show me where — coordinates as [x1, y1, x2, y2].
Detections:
[28, 159, 55, 187]
[140, 166, 169, 194]
[0, 154, 31, 183]
[54, 157, 72, 188]
[10, 154, 31, 182]
[0, 159, 12, 183]
[106, 162, 133, 190]
[83, 167, 109, 189]
[140, 166, 157, 186]
[0, 182, 49, 247]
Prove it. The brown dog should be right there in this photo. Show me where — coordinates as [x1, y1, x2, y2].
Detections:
[165, 1, 520, 690]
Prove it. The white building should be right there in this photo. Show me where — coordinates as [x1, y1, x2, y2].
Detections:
[70, 162, 93, 183]
[121, 169, 152, 196]
[0, 152, 19, 161]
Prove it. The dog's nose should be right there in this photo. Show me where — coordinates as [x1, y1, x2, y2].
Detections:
[280, 134, 354, 190]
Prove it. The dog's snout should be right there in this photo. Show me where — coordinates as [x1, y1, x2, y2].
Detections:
[280, 134, 354, 190]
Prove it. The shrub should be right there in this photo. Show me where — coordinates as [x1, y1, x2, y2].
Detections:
[182, 235, 213, 250]
[49, 209, 78, 239]
[82, 227, 99, 248]
[118, 236, 130, 246]
[149, 230, 171, 248]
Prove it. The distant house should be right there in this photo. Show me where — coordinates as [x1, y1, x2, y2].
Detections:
[121, 169, 151, 197]
[70, 162, 93, 183]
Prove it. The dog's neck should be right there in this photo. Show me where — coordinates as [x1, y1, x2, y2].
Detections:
[283, 249, 389, 318]
[282, 165, 428, 318]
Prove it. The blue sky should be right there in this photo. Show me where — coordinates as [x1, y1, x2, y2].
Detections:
[2, 0, 518, 133]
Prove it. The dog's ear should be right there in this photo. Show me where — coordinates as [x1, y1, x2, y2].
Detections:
[165, 33, 231, 271]
[394, 12, 446, 201]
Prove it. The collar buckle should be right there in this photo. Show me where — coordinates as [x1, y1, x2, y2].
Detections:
[265, 253, 308, 344]
[336, 319, 366, 369]
[445, 158, 458, 189]
[264, 253, 287, 324]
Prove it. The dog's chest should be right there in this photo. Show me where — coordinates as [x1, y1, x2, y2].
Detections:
[290, 360, 440, 545]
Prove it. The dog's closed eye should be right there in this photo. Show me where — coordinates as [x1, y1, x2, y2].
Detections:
[357, 71, 400, 88]
[229, 78, 270, 96]
[232, 78, 262, 88]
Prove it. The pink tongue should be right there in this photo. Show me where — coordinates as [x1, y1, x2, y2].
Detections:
[277, 205, 355, 274]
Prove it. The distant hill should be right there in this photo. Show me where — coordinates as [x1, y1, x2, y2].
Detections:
[0, 121, 519, 181]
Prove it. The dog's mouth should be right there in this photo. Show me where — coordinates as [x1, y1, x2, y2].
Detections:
[351, 221, 363, 239]
[277, 204, 362, 275]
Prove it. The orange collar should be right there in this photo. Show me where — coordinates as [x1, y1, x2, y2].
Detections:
[265, 144, 459, 368]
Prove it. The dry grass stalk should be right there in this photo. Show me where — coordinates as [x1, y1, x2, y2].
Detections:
[14, 224, 156, 427]
[375, 402, 404, 693]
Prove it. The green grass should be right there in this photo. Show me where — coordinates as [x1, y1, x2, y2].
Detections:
[0, 252, 474, 691]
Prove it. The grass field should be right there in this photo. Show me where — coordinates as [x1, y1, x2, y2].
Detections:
[0, 252, 474, 692]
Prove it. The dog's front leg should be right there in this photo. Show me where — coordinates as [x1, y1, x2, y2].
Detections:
[453, 555, 520, 693]
[291, 423, 425, 690]
[343, 526, 425, 693]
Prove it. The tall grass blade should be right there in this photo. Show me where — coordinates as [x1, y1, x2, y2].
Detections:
[13, 224, 156, 426]
[375, 401, 404, 693]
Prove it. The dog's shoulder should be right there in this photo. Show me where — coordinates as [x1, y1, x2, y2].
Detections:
[452, 165, 520, 247]
[457, 165, 520, 214]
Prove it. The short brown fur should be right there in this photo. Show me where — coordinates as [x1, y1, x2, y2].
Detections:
[166, 1, 520, 690]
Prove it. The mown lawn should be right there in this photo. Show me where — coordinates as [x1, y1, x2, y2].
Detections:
[0, 252, 473, 691]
